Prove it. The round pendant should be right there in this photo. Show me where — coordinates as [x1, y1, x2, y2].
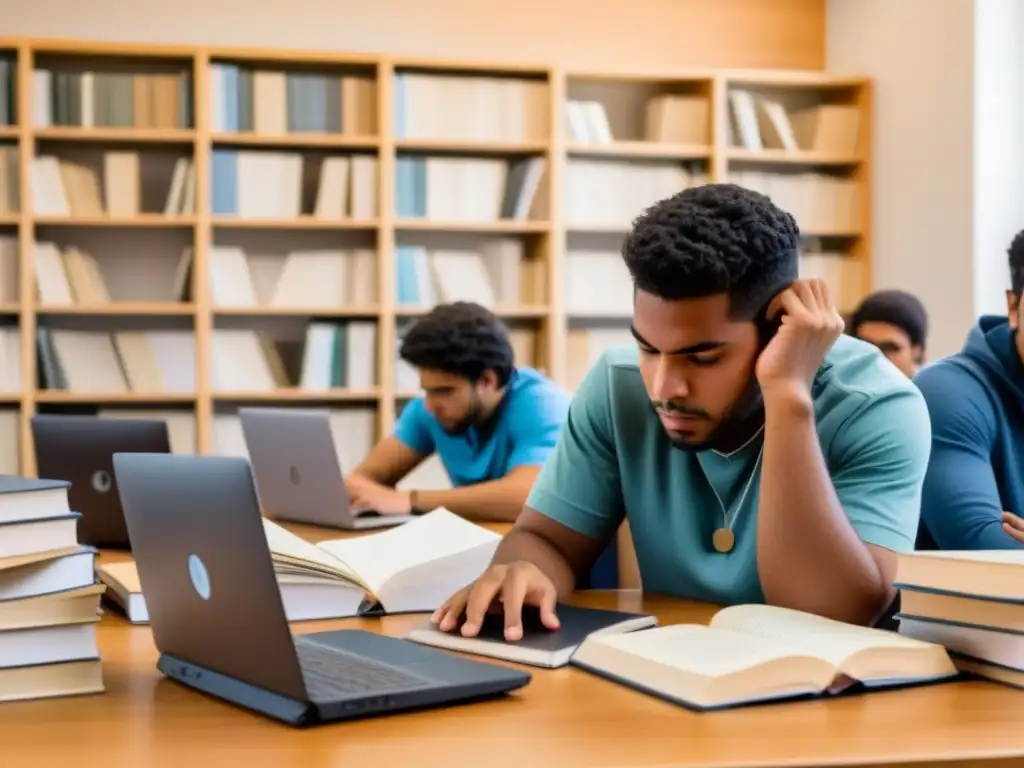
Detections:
[712, 527, 735, 553]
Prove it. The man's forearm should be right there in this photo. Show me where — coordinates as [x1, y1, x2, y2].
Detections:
[757, 390, 889, 625]
[415, 476, 530, 523]
[492, 529, 577, 596]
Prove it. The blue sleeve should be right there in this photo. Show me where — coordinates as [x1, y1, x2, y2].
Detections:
[914, 363, 1021, 549]
[392, 397, 435, 455]
[828, 387, 932, 553]
[506, 384, 571, 470]
[524, 356, 623, 542]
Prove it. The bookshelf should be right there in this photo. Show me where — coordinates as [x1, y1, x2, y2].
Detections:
[0, 39, 872, 476]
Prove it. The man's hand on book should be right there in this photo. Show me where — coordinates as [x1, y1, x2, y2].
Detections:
[430, 562, 560, 642]
[346, 474, 412, 516]
[1002, 511, 1024, 544]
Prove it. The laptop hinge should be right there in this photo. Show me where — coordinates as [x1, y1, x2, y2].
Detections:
[158, 653, 316, 725]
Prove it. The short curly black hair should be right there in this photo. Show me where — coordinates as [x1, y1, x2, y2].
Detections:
[399, 302, 515, 386]
[622, 183, 801, 316]
[1009, 229, 1024, 297]
[850, 290, 928, 348]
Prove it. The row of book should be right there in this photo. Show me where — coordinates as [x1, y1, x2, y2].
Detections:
[208, 246, 376, 309]
[396, 155, 546, 222]
[29, 154, 195, 218]
[209, 324, 376, 393]
[728, 90, 861, 155]
[33, 241, 192, 306]
[0, 145, 19, 215]
[0, 477, 105, 703]
[37, 327, 195, 395]
[565, 94, 709, 146]
[209, 64, 377, 136]
[395, 239, 542, 309]
[32, 69, 191, 129]
[211, 150, 377, 220]
[393, 72, 548, 143]
[0, 58, 13, 126]
[896, 550, 1024, 688]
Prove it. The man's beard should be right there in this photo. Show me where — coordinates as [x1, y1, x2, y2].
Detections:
[441, 395, 485, 436]
[659, 378, 765, 453]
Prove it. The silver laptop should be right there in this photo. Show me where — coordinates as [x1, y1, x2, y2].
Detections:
[239, 407, 416, 530]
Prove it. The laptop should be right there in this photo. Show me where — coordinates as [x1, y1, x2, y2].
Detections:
[112, 452, 530, 725]
[238, 406, 416, 529]
[31, 414, 171, 549]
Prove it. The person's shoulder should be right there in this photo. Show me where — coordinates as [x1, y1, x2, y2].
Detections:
[507, 367, 571, 417]
[814, 335, 928, 443]
[581, 345, 648, 399]
[914, 354, 993, 400]
[817, 334, 921, 404]
[816, 337, 931, 464]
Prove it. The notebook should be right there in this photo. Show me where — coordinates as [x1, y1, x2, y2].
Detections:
[569, 604, 957, 711]
[407, 604, 657, 668]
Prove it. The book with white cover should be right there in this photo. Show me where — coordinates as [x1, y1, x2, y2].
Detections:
[264, 508, 500, 615]
[100, 508, 500, 621]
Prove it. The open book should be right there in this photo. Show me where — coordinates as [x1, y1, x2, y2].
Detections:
[263, 508, 500, 616]
[570, 604, 957, 711]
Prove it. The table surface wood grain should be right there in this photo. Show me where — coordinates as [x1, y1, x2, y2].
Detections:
[10, 521, 1024, 767]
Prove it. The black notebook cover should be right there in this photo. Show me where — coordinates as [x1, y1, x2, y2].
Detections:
[408, 603, 657, 667]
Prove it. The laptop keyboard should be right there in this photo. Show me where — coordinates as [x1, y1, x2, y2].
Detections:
[295, 640, 431, 700]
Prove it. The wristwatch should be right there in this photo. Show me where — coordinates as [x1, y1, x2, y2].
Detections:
[408, 490, 424, 516]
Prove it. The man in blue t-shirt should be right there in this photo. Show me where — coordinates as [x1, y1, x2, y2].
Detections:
[430, 184, 932, 641]
[345, 302, 570, 522]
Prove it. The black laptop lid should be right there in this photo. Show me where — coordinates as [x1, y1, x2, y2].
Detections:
[31, 414, 171, 549]
[112, 452, 308, 703]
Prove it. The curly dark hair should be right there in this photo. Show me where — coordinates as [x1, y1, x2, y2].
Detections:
[399, 302, 515, 386]
[622, 183, 801, 316]
[1009, 229, 1024, 297]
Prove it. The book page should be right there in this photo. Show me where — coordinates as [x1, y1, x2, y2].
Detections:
[315, 508, 499, 594]
[261, 519, 369, 591]
[710, 604, 932, 668]
[590, 624, 811, 676]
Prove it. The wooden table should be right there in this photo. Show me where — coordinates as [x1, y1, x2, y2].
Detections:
[4, 590, 1024, 767]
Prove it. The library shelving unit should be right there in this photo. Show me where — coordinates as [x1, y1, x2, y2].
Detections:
[0, 38, 872, 476]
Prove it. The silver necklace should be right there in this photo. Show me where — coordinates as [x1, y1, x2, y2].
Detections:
[706, 442, 764, 553]
[712, 423, 765, 459]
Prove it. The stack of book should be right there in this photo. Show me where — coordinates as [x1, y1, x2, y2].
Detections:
[0, 477, 105, 702]
[895, 550, 1024, 687]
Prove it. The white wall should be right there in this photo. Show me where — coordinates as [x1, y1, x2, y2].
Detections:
[828, 0, 1024, 358]
[973, 0, 1024, 316]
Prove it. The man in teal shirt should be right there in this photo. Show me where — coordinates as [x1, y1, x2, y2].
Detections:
[432, 184, 931, 638]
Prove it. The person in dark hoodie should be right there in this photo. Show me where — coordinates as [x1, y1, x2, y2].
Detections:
[914, 230, 1024, 549]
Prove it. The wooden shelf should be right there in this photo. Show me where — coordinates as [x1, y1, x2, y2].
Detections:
[0, 38, 871, 474]
[212, 388, 381, 402]
[394, 219, 549, 233]
[34, 127, 196, 144]
[210, 217, 379, 230]
[566, 141, 711, 160]
[36, 302, 196, 315]
[211, 132, 379, 149]
[725, 148, 862, 166]
[396, 304, 548, 319]
[35, 391, 196, 404]
[395, 139, 548, 155]
[33, 215, 196, 228]
[213, 306, 381, 317]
